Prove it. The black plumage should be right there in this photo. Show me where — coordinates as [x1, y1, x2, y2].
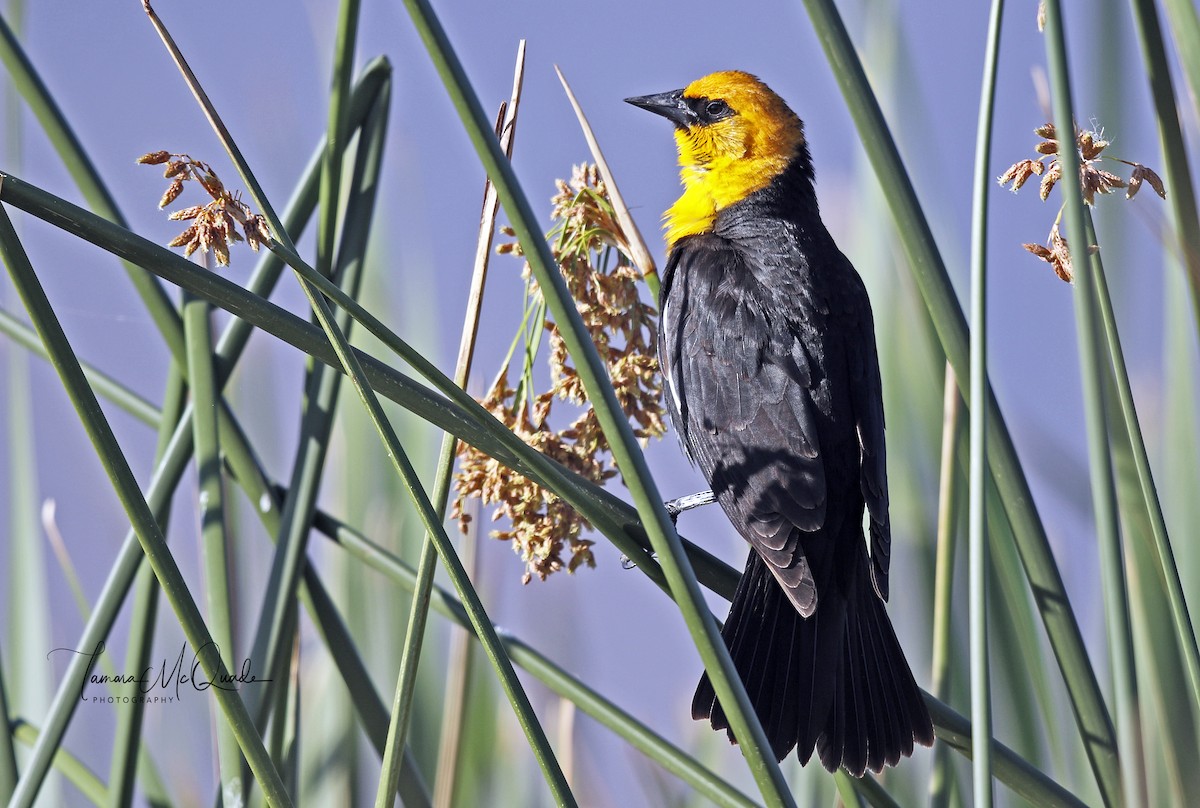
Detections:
[657, 134, 934, 774]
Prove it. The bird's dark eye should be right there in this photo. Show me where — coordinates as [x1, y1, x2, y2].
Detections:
[705, 100, 730, 118]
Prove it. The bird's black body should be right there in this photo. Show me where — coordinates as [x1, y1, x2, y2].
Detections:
[658, 148, 934, 774]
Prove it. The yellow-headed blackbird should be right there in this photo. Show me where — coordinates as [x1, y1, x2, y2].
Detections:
[626, 71, 934, 775]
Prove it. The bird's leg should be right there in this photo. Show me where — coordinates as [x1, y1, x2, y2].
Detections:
[663, 489, 717, 525]
[621, 490, 716, 568]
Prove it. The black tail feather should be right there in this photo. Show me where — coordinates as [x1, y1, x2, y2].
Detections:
[694, 547, 933, 775]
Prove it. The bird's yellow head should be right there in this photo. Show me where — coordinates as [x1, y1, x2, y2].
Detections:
[626, 71, 806, 245]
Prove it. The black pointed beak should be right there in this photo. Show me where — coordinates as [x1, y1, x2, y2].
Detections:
[624, 89, 696, 128]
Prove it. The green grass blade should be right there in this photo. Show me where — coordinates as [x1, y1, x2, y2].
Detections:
[0, 307, 163, 428]
[245, 61, 388, 761]
[968, 1, 1005, 802]
[11, 719, 107, 806]
[0, 207, 292, 807]
[0, 648, 17, 801]
[2, 59, 57, 795]
[1090, 215, 1200, 594]
[1160, 241, 1200, 796]
[1111, 381, 1199, 806]
[1086, 210, 1200, 799]
[430, 529, 478, 808]
[0, 12, 184, 361]
[1123, 0, 1200, 712]
[431, 80, 523, 807]
[138, 11, 571, 794]
[843, 771, 899, 808]
[311, 507, 762, 808]
[393, 6, 790, 801]
[2, 278, 49, 807]
[0, 176, 1086, 802]
[929, 368, 963, 808]
[317, 0, 361, 280]
[927, 699, 1087, 808]
[385, 47, 524, 803]
[1042, 4, 1145, 805]
[107, 363, 185, 808]
[184, 286, 243, 803]
[833, 771, 865, 808]
[1156, 0, 1200, 226]
[214, 408, 434, 808]
[1, 4, 30, 792]
[794, 1, 1119, 801]
[0, 73, 383, 802]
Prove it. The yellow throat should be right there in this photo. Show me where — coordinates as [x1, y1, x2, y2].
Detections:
[663, 71, 805, 246]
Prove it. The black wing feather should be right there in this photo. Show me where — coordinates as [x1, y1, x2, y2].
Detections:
[661, 237, 826, 616]
[842, 255, 891, 600]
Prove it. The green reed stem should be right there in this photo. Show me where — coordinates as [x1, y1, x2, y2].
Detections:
[246, 46, 383, 768]
[0, 13, 184, 359]
[386, 48, 525, 808]
[394, 4, 792, 802]
[0, 169, 1088, 799]
[140, 8, 574, 798]
[215, 406, 433, 808]
[0, 62, 387, 806]
[0, 648, 17, 803]
[10, 719, 107, 806]
[795, 1, 1119, 801]
[929, 367, 963, 808]
[969, 0, 1005, 802]
[1126, 0, 1200, 714]
[1042, 3, 1143, 806]
[184, 286, 243, 803]
[0, 207, 292, 807]
[106, 364, 184, 808]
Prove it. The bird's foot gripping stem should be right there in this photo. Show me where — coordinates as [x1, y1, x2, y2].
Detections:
[622, 490, 716, 569]
[663, 489, 716, 525]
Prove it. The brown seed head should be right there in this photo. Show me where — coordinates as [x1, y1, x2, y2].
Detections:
[1127, 164, 1166, 200]
[140, 150, 267, 268]
[998, 159, 1045, 192]
[159, 178, 184, 209]
[1078, 130, 1108, 161]
[452, 162, 665, 583]
[1039, 160, 1062, 201]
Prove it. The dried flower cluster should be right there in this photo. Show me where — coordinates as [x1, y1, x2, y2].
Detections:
[452, 164, 666, 584]
[1023, 223, 1074, 283]
[999, 123, 1165, 282]
[137, 151, 271, 267]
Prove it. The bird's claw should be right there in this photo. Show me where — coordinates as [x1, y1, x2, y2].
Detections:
[662, 489, 717, 526]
